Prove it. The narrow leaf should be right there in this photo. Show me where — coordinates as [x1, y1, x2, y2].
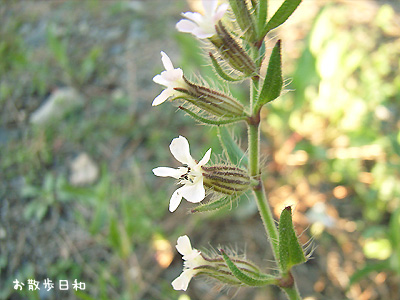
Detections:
[263, 0, 302, 35]
[278, 206, 306, 272]
[256, 39, 282, 109]
[256, 0, 268, 38]
[209, 52, 246, 82]
[218, 126, 248, 167]
[220, 249, 278, 286]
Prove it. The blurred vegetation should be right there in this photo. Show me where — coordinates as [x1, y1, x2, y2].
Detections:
[1, 1, 399, 300]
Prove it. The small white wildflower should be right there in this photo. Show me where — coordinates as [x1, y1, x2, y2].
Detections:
[152, 136, 211, 212]
[152, 51, 186, 106]
[171, 235, 208, 291]
[176, 0, 228, 39]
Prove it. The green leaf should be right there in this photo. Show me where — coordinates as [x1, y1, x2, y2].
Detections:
[220, 249, 278, 286]
[278, 206, 307, 272]
[256, 0, 268, 38]
[218, 126, 248, 167]
[263, 0, 302, 35]
[256, 39, 282, 109]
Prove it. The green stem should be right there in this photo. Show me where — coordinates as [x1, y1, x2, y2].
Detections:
[283, 284, 302, 300]
[248, 48, 301, 300]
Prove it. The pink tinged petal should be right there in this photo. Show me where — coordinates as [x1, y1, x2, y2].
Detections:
[198, 148, 211, 166]
[160, 51, 174, 71]
[176, 19, 197, 33]
[152, 89, 173, 106]
[169, 136, 196, 166]
[169, 189, 183, 212]
[192, 27, 214, 39]
[202, 0, 218, 16]
[181, 12, 203, 24]
[214, 3, 229, 22]
[152, 167, 186, 179]
[153, 74, 170, 86]
[176, 235, 193, 255]
[171, 269, 195, 291]
[179, 179, 205, 203]
[162, 68, 183, 82]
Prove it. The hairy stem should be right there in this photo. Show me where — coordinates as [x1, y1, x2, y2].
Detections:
[248, 47, 302, 300]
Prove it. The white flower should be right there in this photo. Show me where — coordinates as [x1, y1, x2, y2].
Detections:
[176, 0, 228, 39]
[152, 136, 211, 212]
[171, 235, 207, 291]
[152, 51, 186, 106]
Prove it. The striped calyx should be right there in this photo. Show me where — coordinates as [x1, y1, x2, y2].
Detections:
[202, 165, 250, 195]
[174, 76, 244, 117]
[209, 21, 257, 76]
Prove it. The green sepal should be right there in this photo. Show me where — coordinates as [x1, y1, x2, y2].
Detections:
[228, 0, 257, 43]
[179, 106, 246, 126]
[191, 195, 236, 213]
[220, 249, 279, 286]
[218, 126, 248, 167]
[209, 52, 246, 82]
[262, 0, 302, 36]
[256, 39, 282, 111]
[278, 206, 307, 273]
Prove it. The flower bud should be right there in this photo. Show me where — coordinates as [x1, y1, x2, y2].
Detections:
[209, 21, 257, 76]
[175, 76, 245, 118]
[202, 165, 250, 195]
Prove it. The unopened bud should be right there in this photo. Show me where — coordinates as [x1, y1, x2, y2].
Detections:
[209, 21, 257, 76]
[202, 165, 250, 195]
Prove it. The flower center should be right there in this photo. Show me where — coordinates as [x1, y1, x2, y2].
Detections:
[180, 166, 197, 184]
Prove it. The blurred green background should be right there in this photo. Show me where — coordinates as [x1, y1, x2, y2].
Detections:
[1, 1, 399, 299]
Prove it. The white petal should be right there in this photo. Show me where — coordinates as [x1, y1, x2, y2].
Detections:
[152, 167, 186, 179]
[152, 89, 172, 106]
[171, 269, 195, 291]
[169, 189, 183, 212]
[176, 19, 197, 33]
[181, 12, 203, 24]
[176, 235, 193, 256]
[214, 3, 228, 22]
[198, 148, 211, 166]
[192, 27, 214, 39]
[169, 136, 196, 166]
[160, 51, 174, 71]
[162, 68, 183, 82]
[202, 0, 217, 16]
[179, 180, 205, 203]
[153, 74, 170, 86]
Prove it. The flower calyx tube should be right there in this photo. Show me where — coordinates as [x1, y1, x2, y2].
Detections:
[172, 235, 273, 291]
[209, 21, 257, 77]
[191, 164, 251, 213]
[175, 76, 245, 119]
[228, 0, 257, 43]
[202, 165, 250, 196]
